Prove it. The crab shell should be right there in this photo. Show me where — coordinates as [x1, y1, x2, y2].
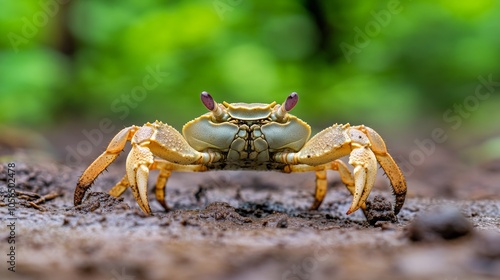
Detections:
[182, 101, 311, 170]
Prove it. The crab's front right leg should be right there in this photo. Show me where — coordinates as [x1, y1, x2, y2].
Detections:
[126, 121, 221, 213]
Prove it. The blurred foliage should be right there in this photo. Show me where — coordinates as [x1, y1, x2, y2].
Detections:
[1, 0, 500, 137]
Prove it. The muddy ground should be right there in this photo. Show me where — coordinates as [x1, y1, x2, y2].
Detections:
[1, 149, 500, 280]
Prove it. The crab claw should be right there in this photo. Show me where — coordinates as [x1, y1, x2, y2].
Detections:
[346, 146, 377, 214]
[345, 130, 377, 215]
[126, 144, 154, 214]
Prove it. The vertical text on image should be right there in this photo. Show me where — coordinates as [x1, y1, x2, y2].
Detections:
[5, 162, 17, 273]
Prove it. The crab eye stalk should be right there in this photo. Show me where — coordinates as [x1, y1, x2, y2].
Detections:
[200, 91, 227, 122]
[201, 91, 215, 111]
[284, 92, 298, 111]
[273, 92, 298, 122]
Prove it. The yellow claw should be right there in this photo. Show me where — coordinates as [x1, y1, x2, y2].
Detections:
[346, 146, 377, 214]
[284, 124, 406, 216]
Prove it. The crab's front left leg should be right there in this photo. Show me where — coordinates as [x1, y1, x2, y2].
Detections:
[126, 121, 220, 213]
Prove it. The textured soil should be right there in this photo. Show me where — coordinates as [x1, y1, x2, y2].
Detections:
[1, 152, 500, 280]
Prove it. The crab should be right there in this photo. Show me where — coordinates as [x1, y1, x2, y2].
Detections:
[75, 92, 406, 219]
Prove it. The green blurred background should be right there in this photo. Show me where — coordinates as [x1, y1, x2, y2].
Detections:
[1, 0, 500, 163]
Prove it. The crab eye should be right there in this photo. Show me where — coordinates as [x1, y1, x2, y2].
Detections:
[201, 91, 215, 111]
[284, 92, 298, 111]
[273, 92, 298, 122]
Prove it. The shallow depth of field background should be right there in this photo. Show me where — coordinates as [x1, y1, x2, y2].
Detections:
[1, 0, 500, 166]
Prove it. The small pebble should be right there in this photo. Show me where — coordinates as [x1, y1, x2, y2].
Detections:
[277, 218, 288, 228]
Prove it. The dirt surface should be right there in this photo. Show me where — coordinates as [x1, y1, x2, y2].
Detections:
[1, 154, 500, 280]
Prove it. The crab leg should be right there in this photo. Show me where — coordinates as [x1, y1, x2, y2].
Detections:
[154, 165, 171, 211]
[75, 125, 139, 206]
[109, 167, 167, 210]
[125, 121, 218, 214]
[277, 124, 405, 215]
[278, 124, 372, 214]
[286, 159, 365, 208]
[108, 160, 207, 211]
[109, 175, 129, 197]
[353, 125, 407, 214]
[108, 166, 171, 207]
[284, 164, 329, 209]
[312, 168, 327, 210]
[150, 160, 207, 211]
[286, 159, 370, 215]
[331, 160, 358, 201]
